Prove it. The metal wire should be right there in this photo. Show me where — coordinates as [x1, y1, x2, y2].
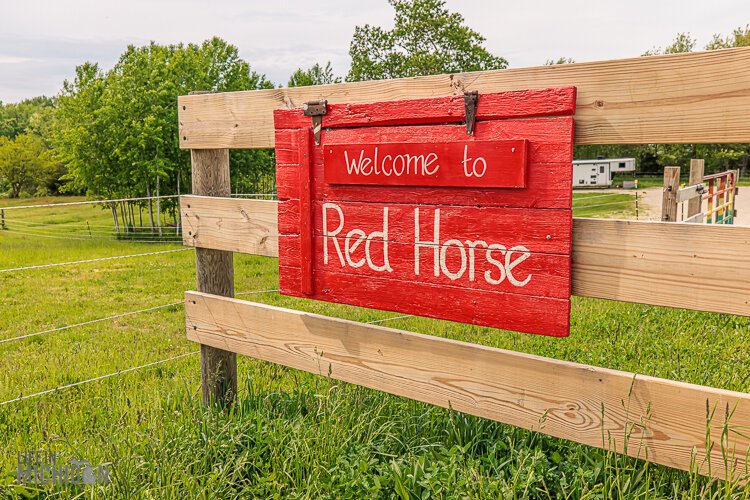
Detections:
[3, 228, 181, 243]
[1, 195, 181, 211]
[0, 302, 184, 345]
[0, 248, 191, 274]
[0, 352, 199, 406]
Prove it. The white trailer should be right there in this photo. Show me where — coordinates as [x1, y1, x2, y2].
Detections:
[573, 158, 636, 187]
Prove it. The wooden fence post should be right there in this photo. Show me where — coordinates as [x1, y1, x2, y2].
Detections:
[687, 159, 704, 220]
[1, 209, 5, 230]
[191, 148, 237, 406]
[661, 166, 681, 222]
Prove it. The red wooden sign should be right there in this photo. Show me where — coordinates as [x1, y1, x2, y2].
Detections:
[324, 140, 527, 187]
[274, 87, 576, 337]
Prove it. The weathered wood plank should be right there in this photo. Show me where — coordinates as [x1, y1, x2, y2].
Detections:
[662, 167, 681, 222]
[179, 47, 750, 148]
[688, 159, 705, 218]
[190, 149, 237, 407]
[571, 218, 750, 315]
[185, 291, 750, 478]
[180, 195, 278, 257]
[180, 198, 750, 316]
[272, 86, 577, 130]
[277, 265, 570, 336]
[676, 184, 704, 204]
[278, 118, 575, 209]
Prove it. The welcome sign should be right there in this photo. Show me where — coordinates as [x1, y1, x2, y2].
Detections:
[274, 87, 576, 337]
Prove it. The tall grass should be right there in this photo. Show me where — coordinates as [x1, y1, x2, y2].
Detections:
[1, 195, 749, 498]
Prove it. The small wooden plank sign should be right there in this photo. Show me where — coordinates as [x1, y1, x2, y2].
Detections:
[274, 87, 575, 337]
[324, 140, 527, 187]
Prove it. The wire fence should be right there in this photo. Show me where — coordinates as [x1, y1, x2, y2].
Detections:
[0, 195, 181, 211]
[0, 248, 191, 274]
[0, 289, 412, 407]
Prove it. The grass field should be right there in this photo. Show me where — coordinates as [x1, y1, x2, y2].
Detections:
[1, 194, 749, 498]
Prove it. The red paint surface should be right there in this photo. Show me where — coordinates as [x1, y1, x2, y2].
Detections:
[324, 140, 527, 187]
[274, 87, 575, 337]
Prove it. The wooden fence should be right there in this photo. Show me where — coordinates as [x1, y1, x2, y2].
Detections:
[178, 47, 750, 481]
[662, 161, 739, 224]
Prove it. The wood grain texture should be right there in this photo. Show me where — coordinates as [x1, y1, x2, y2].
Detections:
[572, 218, 750, 315]
[277, 266, 571, 336]
[191, 148, 237, 406]
[688, 159, 705, 218]
[662, 167, 681, 222]
[277, 119, 575, 209]
[179, 198, 750, 317]
[180, 195, 278, 257]
[322, 140, 528, 188]
[185, 291, 750, 478]
[275, 92, 574, 337]
[272, 86, 577, 130]
[179, 47, 750, 148]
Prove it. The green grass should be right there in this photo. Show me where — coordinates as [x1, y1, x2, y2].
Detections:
[1, 196, 749, 498]
[572, 192, 636, 219]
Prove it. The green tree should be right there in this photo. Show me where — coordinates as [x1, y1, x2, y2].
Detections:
[582, 28, 750, 177]
[0, 134, 56, 197]
[545, 57, 575, 65]
[347, 0, 507, 81]
[54, 38, 275, 229]
[706, 25, 750, 50]
[288, 62, 341, 87]
[642, 33, 697, 56]
[0, 96, 55, 140]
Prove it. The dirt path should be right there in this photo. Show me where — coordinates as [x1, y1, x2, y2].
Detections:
[582, 186, 749, 225]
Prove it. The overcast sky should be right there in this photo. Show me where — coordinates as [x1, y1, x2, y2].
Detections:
[1, 0, 747, 103]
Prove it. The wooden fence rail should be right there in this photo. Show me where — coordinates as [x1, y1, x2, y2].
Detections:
[186, 291, 750, 479]
[181, 196, 750, 317]
[179, 47, 750, 149]
[180, 46, 750, 480]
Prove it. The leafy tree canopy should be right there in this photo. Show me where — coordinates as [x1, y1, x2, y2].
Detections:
[288, 62, 341, 87]
[54, 38, 274, 200]
[582, 27, 750, 175]
[642, 33, 697, 56]
[347, 0, 507, 81]
[545, 57, 575, 65]
[0, 133, 57, 197]
[0, 96, 55, 140]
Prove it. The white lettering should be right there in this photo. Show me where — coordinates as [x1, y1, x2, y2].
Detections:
[461, 145, 487, 177]
[464, 240, 488, 281]
[484, 244, 507, 285]
[505, 245, 532, 286]
[322, 203, 345, 266]
[439, 240, 467, 280]
[414, 208, 440, 276]
[343, 150, 364, 175]
[344, 229, 366, 268]
[365, 208, 393, 272]
[424, 153, 439, 175]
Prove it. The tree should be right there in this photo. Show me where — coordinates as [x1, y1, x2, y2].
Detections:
[706, 25, 750, 50]
[288, 62, 341, 87]
[582, 29, 750, 177]
[54, 38, 275, 230]
[347, 0, 507, 81]
[642, 33, 697, 56]
[0, 96, 55, 140]
[0, 134, 56, 197]
[545, 57, 575, 65]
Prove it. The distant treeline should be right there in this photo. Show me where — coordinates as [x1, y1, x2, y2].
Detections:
[0, 1, 748, 214]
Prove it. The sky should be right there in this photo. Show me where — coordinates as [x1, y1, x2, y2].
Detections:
[0, 0, 747, 103]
